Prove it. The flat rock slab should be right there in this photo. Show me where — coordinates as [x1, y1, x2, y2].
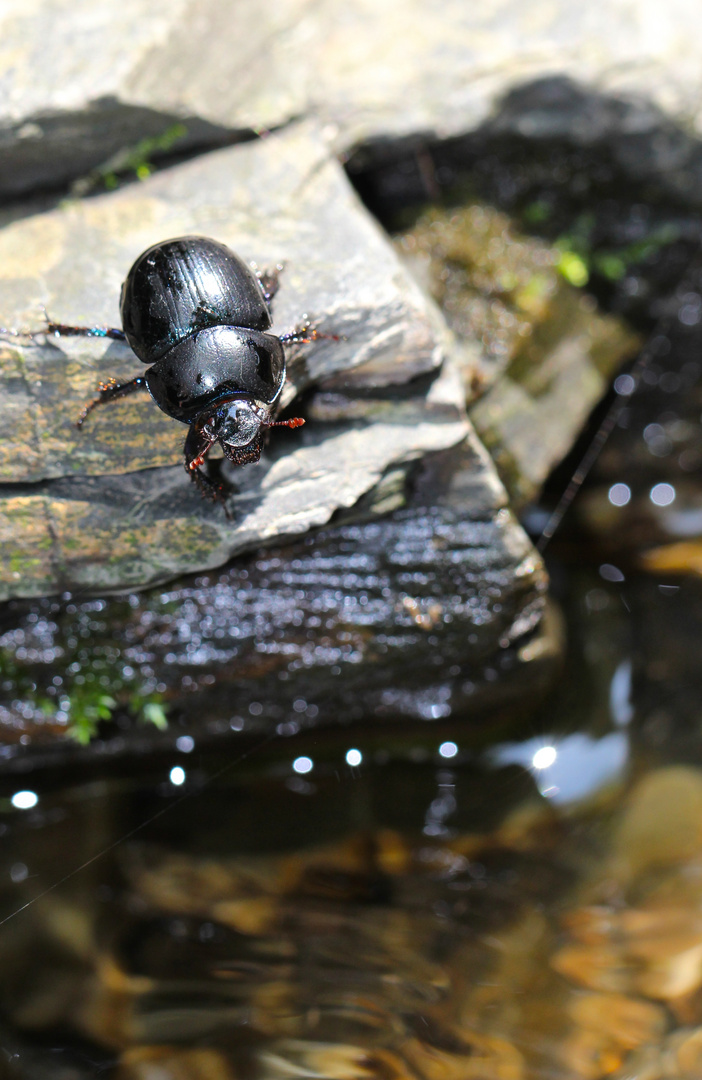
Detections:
[0, 124, 470, 599]
[1, 0, 701, 198]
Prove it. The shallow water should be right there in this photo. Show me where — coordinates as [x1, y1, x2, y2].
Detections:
[2, 557, 702, 1079]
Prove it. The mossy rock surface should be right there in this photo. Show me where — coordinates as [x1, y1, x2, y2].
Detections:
[396, 202, 640, 505]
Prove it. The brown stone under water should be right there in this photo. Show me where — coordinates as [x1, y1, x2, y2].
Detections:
[3, 764, 702, 1079]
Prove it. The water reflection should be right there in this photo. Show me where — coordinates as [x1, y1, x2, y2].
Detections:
[10, 791, 38, 810]
[650, 482, 676, 506]
[4, 735, 702, 1079]
[609, 660, 634, 727]
[608, 482, 631, 506]
[3, 559, 701, 1080]
[169, 766, 186, 786]
[491, 731, 629, 804]
[532, 744, 557, 769]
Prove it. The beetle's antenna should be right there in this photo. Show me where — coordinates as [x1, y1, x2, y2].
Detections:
[266, 417, 305, 429]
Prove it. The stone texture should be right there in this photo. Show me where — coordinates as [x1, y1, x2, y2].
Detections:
[1, 0, 702, 198]
[468, 290, 638, 507]
[396, 203, 640, 506]
[0, 123, 474, 598]
[0, 435, 554, 755]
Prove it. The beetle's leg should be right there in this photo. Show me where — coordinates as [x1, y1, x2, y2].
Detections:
[76, 376, 147, 427]
[0, 307, 127, 343]
[42, 322, 126, 341]
[184, 423, 231, 515]
[39, 305, 126, 341]
[41, 307, 126, 342]
[279, 318, 341, 346]
[251, 262, 284, 305]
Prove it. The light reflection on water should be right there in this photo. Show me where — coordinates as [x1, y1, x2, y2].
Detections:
[1, 566, 702, 1080]
[490, 731, 629, 804]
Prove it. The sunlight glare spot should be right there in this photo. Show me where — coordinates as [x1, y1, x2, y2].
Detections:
[439, 741, 458, 759]
[608, 483, 631, 507]
[11, 790, 38, 810]
[532, 746, 557, 770]
[650, 482, 676, 507]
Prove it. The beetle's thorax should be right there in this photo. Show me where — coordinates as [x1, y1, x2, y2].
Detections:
[144, 324, 286, 424]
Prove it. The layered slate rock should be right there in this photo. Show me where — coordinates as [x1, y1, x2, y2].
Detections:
[1, 0, 701, 198]
[0, 433, 553, 757]
[0, 123, 473, 598]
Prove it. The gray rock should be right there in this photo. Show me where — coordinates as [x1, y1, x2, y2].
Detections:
[0, 5, 569, 750]
[0, 123, 472, 598]
[1, 0, 701, 199]
[0, 433, 554, 757]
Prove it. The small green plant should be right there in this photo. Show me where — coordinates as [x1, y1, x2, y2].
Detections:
[65, 687, 168, 744]
[553, 215, 679, 288]
[522, 200, 552, 225]
[67, 692, 117, 745]
[72, 123, 189, 196]
[137, 700, 168, 731]
[557, 248, 589, 287]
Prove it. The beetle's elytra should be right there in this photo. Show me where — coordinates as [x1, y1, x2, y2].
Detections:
[30, 236, 330, 507]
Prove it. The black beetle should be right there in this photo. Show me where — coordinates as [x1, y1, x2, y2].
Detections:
[20, 236, 331, 505]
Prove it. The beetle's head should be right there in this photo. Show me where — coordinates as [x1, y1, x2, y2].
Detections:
[204, 399, 304, 466]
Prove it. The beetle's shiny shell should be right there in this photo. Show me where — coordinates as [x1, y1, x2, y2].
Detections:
[120, 236, 272, 365]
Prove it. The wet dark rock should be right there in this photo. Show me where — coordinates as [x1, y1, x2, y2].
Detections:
[0, 436, 554, 758]
[485, 78, 702, 211]
[555, 258, 702, 559]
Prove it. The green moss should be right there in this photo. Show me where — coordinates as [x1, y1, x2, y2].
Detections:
[64, 688, 169, 744]
[554, 220, 680, 286]
[557, 249, 589, 287]
[0, 628, 170, 743]
[71, 122, 189, 196]
[8, 554, 45, 576]
[396, 198, 640, 508]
